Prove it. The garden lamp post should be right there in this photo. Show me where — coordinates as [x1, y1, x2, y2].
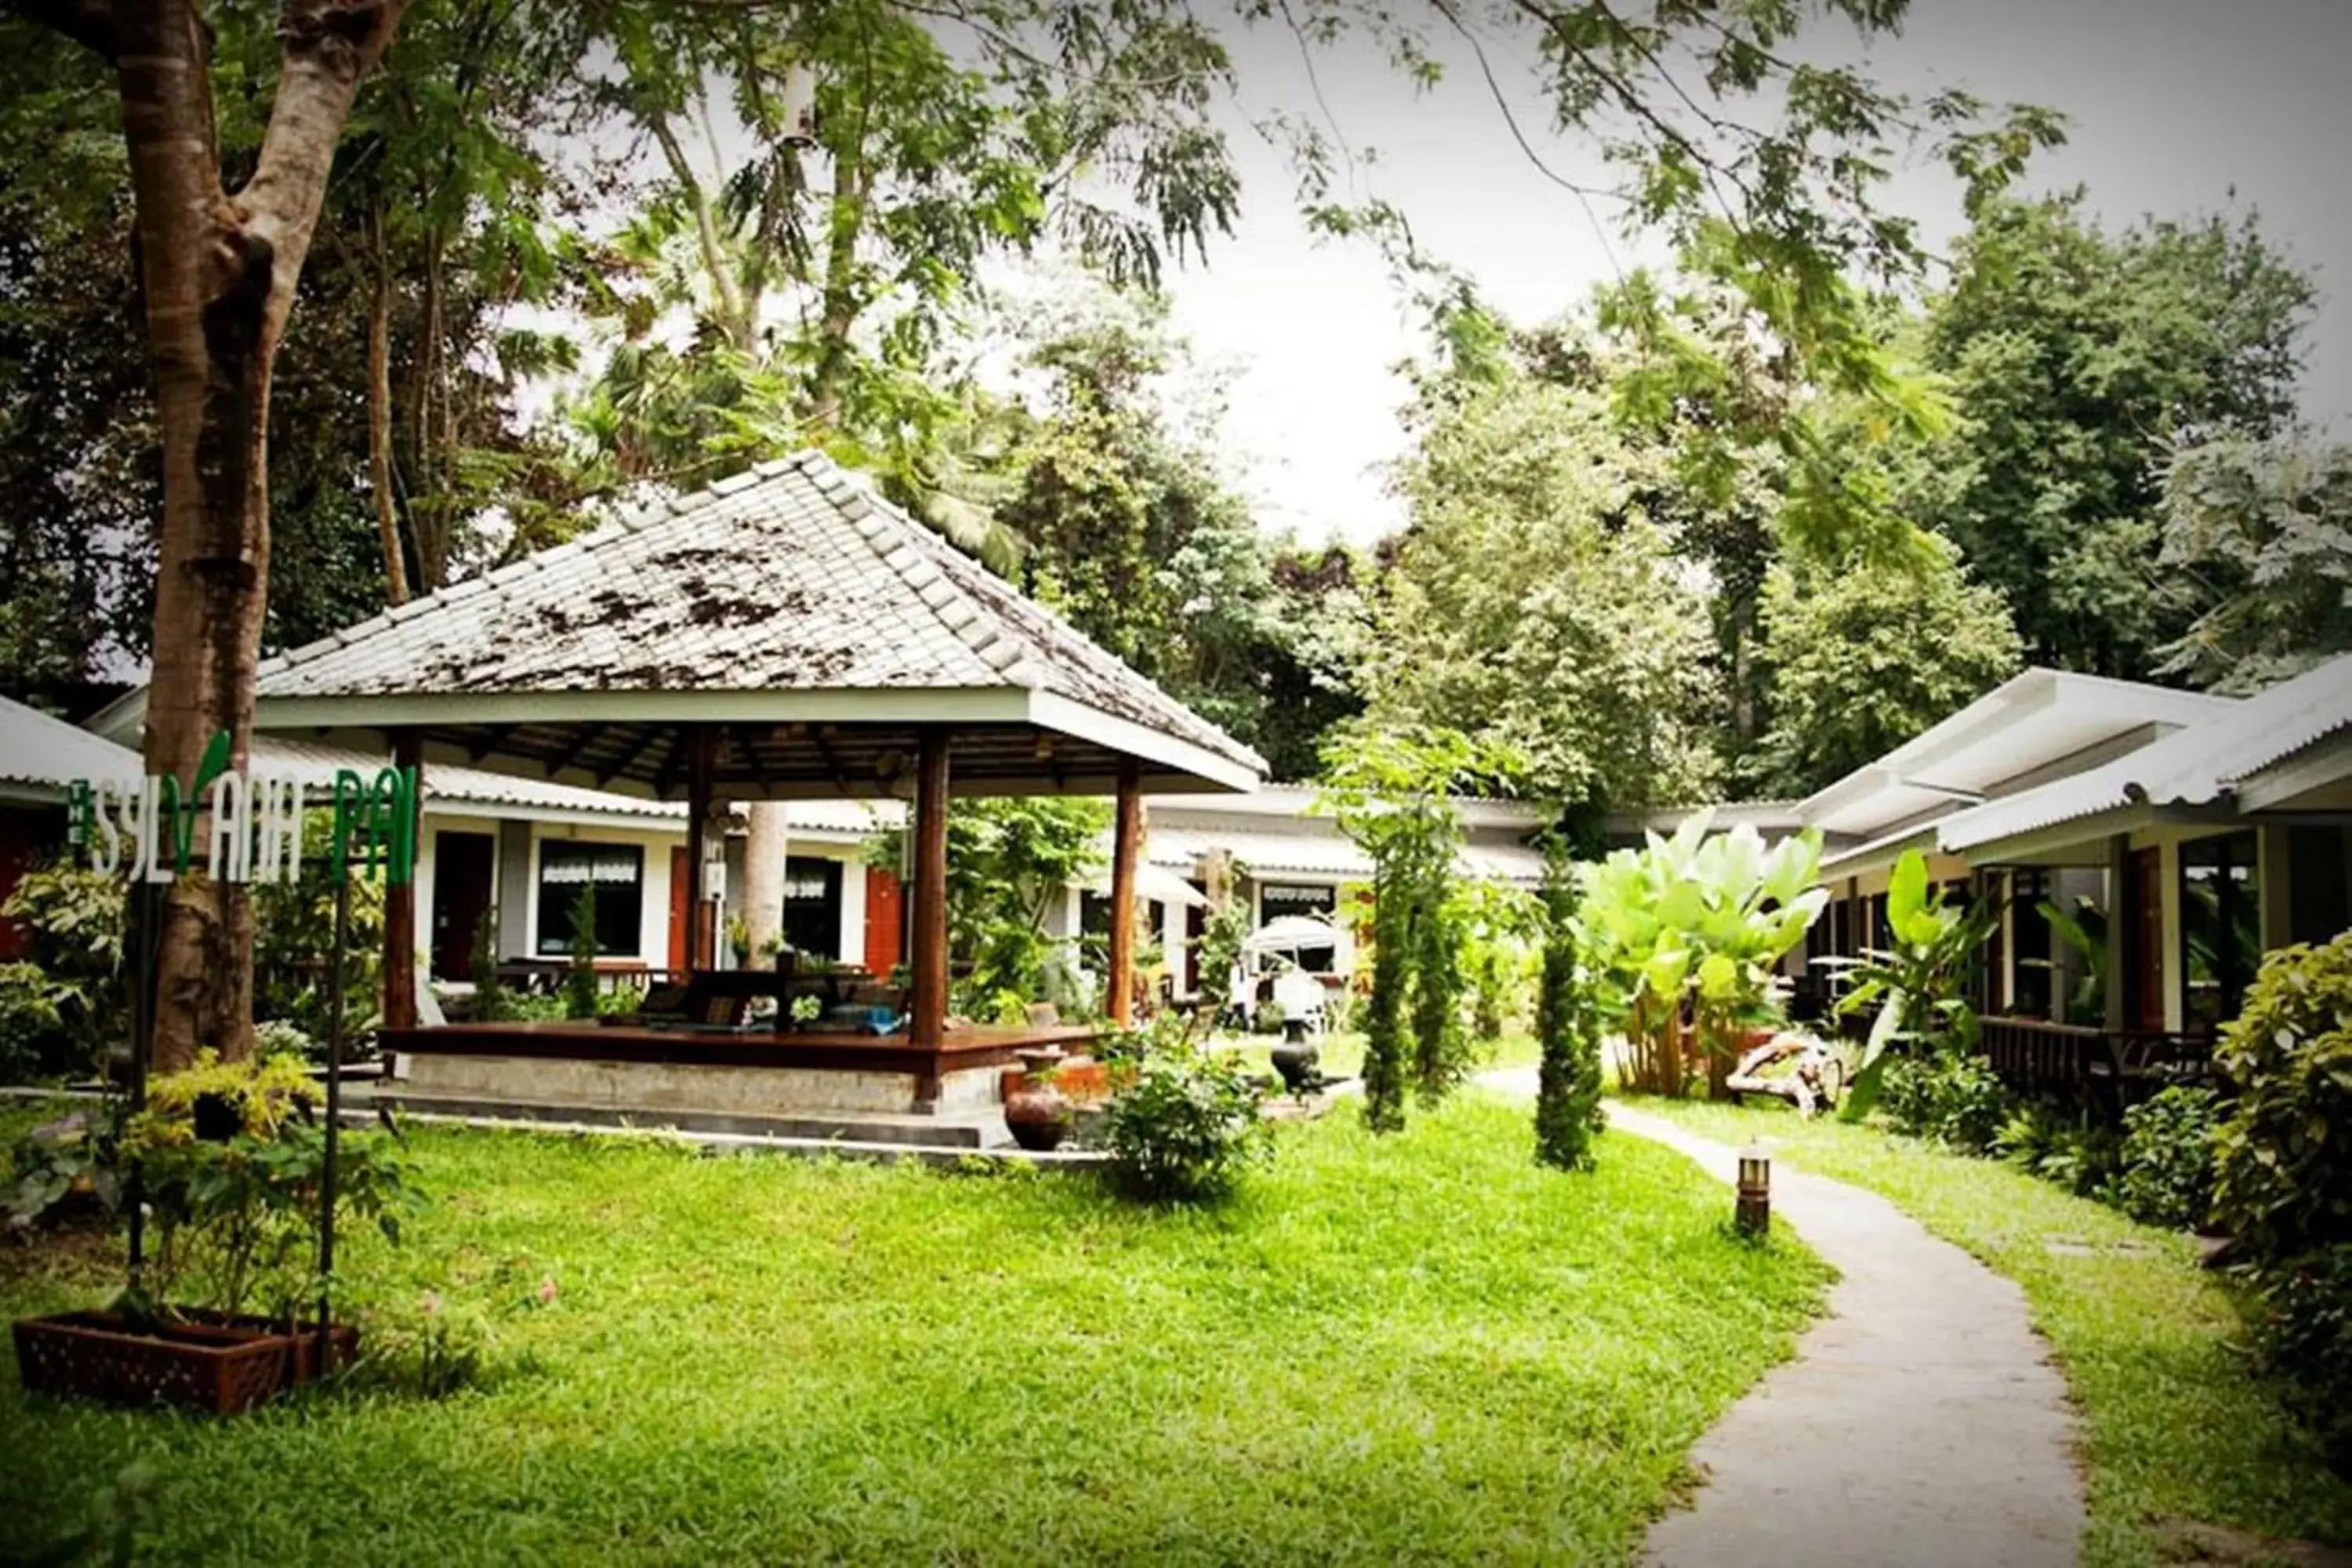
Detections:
[1737, 1141, 1772, 1237]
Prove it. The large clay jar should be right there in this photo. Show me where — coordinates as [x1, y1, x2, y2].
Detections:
[1004, 1047, 1073, 1152]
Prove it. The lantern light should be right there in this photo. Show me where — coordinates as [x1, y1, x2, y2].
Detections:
[1736, 1140, 1772, 1238]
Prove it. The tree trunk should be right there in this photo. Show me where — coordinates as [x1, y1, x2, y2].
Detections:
[741, 801, 789, 962]
[367, 205, 412, 605]
[78, 0, 411, 1069]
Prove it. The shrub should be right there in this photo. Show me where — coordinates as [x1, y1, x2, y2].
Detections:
[1533, 850, 1605, 1172]
[2104, 1085, 2220, 1232]
[2246, 1244, 2352, 1472]
[2212, 935, 2352, 1265]
[1881, 1051, 2010, 1152]
[1100, 1041, 1270, 1203]
[0, 863, 127, 1081]
[1994, 1102, 2123, 1198]
[122, 1050, 421, 1319]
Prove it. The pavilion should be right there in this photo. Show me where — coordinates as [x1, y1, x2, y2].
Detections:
[111, 451, 1265, 1126]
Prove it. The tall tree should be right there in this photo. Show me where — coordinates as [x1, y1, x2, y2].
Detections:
[1751, 532, 2024, 797]
[2155, 432, 2352, 695]
[1913, 194, 2316, 678]
[9, 0, 412, 1067]
[1372, 361, 1722, 811]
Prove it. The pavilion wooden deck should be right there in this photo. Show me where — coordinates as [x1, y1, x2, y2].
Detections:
[382, 1020, 1107, 1116]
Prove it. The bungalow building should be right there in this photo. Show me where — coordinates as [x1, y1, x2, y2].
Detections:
[1762, 655, 2352, 1090]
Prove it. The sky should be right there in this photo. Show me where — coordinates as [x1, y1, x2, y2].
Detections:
[1161, 0, 2352, 546]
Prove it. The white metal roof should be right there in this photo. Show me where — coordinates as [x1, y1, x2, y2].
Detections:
[250, 736, 897, 840]
[0, 695, 142, 802]
[1796, 668, 2236, 840]
[1142, 824, 1545, 887]
[1940, 653, 2352, 853]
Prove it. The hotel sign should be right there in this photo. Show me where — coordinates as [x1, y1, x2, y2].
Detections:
[64, 730, 416, 886]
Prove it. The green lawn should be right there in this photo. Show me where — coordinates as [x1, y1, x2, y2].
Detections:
[1627, 1095, 2352, 1568]
[2, 1094, 1825, 1566]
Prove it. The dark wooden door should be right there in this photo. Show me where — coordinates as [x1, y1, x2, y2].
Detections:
[1184, 882, 1207, 996]
[430, 831, 495, 981]
[2130, 847, 2165, 1030]
[864, 866, 904, 978]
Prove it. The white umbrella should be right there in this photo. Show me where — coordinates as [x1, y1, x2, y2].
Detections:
[1242, 914, 1343, 955]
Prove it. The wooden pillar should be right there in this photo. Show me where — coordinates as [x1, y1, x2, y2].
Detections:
[382, 730, 423, 1031]
[1109, 760, 1142, 1026]
[684, 725, 715, 975]
[909, 728, 951, 1049]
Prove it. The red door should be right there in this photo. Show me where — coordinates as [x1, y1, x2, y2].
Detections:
[667, 845, 690, 975]
[429, 832, 495, 980]
[865, 867, 904, 978]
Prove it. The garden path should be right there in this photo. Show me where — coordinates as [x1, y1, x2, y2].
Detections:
[1483, 1073, 2089, 1567]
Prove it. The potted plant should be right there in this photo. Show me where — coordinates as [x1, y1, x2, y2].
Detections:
[1003, 1047, 1074, 1152]
[12, 1051, 418, 1414]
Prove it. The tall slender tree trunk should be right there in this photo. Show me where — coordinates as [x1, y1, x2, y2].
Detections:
[38, 0, 410, 1068]
[367, 205, 412, 605]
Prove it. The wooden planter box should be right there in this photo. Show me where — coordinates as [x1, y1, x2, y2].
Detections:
[13, 1309, 358, 1414]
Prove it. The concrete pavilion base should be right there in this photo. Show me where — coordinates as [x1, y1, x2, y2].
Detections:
[379, 1021, 1103, 1151]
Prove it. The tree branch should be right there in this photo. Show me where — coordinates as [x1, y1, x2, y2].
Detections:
[4, 0, 117, 60]
[241, 0, 408, 250]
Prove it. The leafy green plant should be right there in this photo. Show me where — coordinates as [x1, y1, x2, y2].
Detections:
[564, 881, 600, 1022]
[1837, 850, 1998, 1120]
[0, 861, 127, 1081]
[1582, 811, 1827, 1098]
[1533, 841, 1606, 1172]
[2211, 935, 2352, 1266]
[5, 1106, 122, 1232]
[1879, 1053, 2009, 1153]
[2104, 1085, 2220, 1232]
[2246, 1243, 2352, 1472]
[1320, 724, 1519, 1129]
[1099, 1039, 1271, 1203]
[122, 1050, 421, 1320]
[251, 809, 385, 1045]
[2038, 898, 2109, 1027]
[1992, 1102, 2123, 1200]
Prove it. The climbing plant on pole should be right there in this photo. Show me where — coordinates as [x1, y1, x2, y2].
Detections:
[1321, 724, 1520, 1132]
[1534, 834, 1606, 1173]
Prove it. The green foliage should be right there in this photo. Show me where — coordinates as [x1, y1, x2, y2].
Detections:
[2157, 433, 2352, 695]
[2107, 1086, 2220, 1232]
[251, 811, 386, 1049]
[1878, 1053, 2010, 1154]
[1583, 812, 1827, 1097]
[1319, 725, 1515, 1128]
[564, 882, 600, 1022]
[1099, 1037, 1272, 1204]
[122, 1050, 420, 1319]
[1752, 533, 2024, 796]
[1532, 844, 1606, 1172]
[2247, 1244, 2352, 1473]
[1991, 1102, 2123, 1200]
[2212, 935, 2352, 1267]
[0, 861, 126, 1082]
[1371, 372, 1722, 810]
[1836, 850, 1998, 1120]
[1913, 194, 2316, 678]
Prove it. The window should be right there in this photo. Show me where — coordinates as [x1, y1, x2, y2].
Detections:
[781, 856, 844, 960]
[2182, 832, 2259, 1031]
[1260, 883, 1337, 919]
[535, 842, 644, 957]
[2009, 869, 2053, 1019]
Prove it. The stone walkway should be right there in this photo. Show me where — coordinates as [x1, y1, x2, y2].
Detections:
[1484, 1073, 2089, 1566]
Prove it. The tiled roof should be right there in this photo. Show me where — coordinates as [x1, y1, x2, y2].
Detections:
[0, 695, 142, 795]
[1940, 654, 2352, 851]
[254, 452, 1261, 780]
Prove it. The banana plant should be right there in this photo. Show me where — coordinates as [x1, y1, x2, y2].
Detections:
[1837, 849, 2000, 1120]
[1581, 810, 1828, 1095]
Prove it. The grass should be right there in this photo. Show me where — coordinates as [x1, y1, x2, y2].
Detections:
[2, 1093, 1827, 1566]
[1626, 1094, 2352, 1568]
